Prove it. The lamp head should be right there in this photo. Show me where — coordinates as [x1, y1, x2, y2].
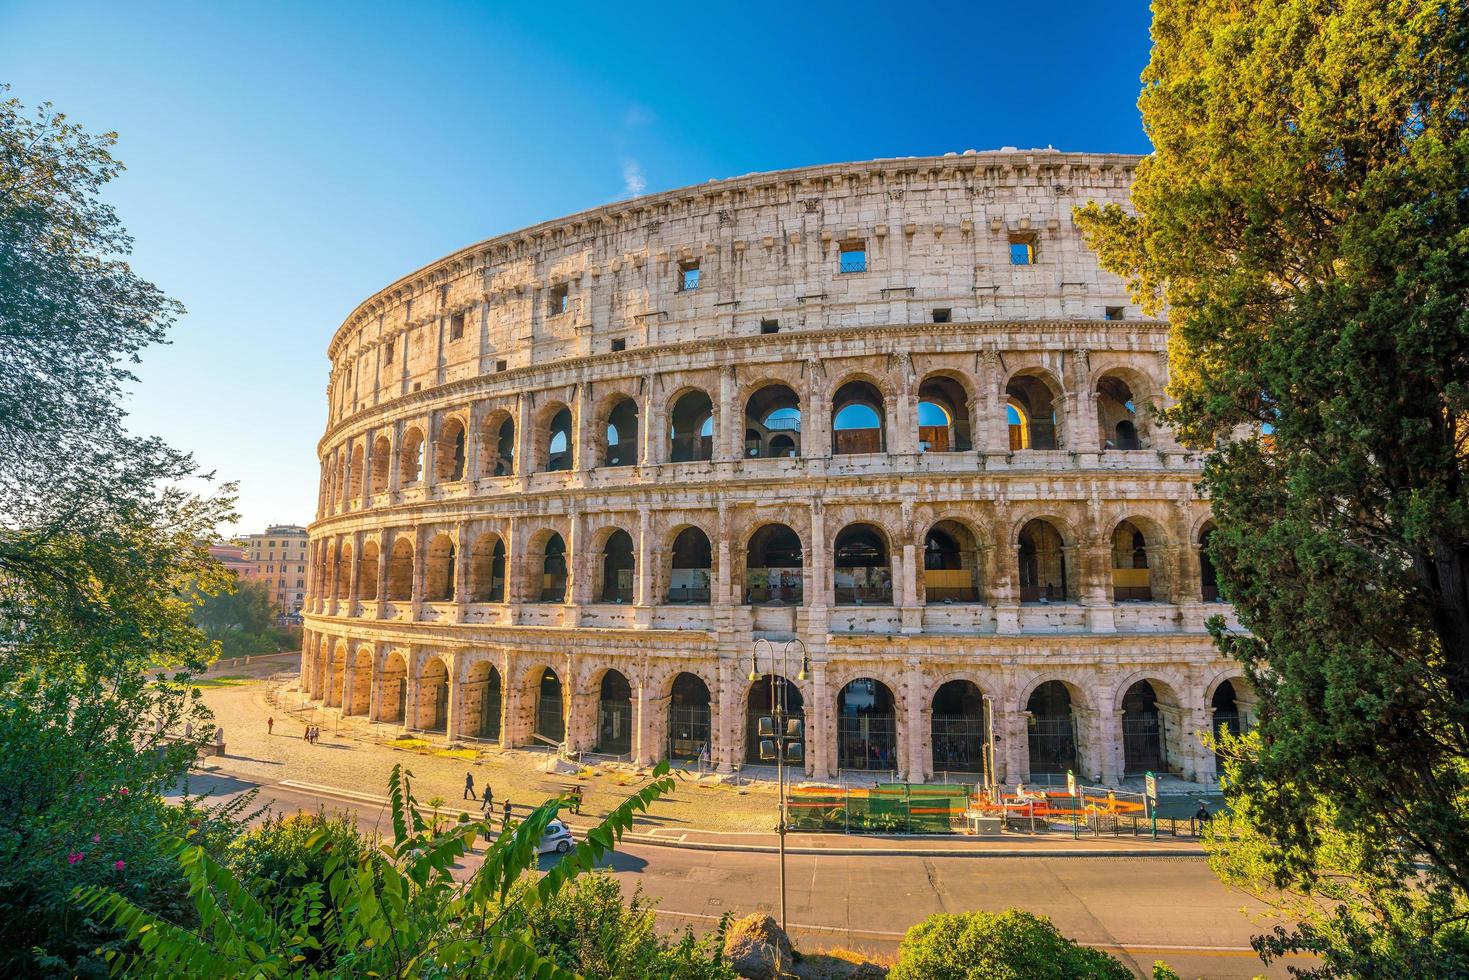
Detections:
[748, 671, 759, 682]
[797, 669, 808, 681]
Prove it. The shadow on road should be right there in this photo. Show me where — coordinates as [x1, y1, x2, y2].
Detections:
[535, 850, 649, 873]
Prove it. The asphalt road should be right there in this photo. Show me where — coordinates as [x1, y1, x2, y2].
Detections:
[173, 771, 1300, 979]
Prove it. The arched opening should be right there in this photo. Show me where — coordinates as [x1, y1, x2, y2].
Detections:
[598, 529, 635, 603]
[668, 526, 712, 604]
[387, 537, 414, 601]
[335, 543, 353, 600]
[1111, 520, 1155, 601]
[482, 414, 515, 477]
[833, 523, 892, 605]
[923, 520, 981, 603]
[1211, 679, 1241, 772]
[837, 678, 897, 771]
[469, 533, 506, 602]
[603, 397, 639, 467]
[918, 375, 972, 452]
[1005, 375, 1059, 450]
[745, 675, 804, 767]
[536, 533, 568, 602]
[545, 406, 573, 472]
[931, 680, 986, 777]
[1121, 680, 1165, 774]
[745, 524, 803, 605]
[371, 435, 391, 490]
[534, 667, 565, 744]
[464, 662, 501, 741]
[1199, 524, 1220, 601]
[596, 670, 633, 755]
[347, 649, 372, 715]
[1026, 681, 1077, 775]
[357, 540, 380, 600]
[831, 380, 886, 455]
[328, 645, 346, 706]
[399, 428, 425, 484]
[1018, 519, 1072, 602]
[417, 658, 449, 733]
[378, 651, 408, 725]
[1097, 375, 1144, 450]
[425, 534, 456, 602]
[669, 390, 715, 462]
[668, 672, 711, 761]
[744, 385, 802, 458]
[436, 418, 467, 482]
[348, 443, 364, 499]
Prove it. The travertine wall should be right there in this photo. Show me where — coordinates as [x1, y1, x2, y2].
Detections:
[302, 151, 1250, 787]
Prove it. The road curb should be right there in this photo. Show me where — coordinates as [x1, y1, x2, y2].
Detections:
[272, 778, 1207, 858]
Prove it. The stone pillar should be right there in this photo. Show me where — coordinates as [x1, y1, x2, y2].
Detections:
[411, 525, 427, 619]
[565, 511, 582, 613]
[716, 501, 733, 606]
[375, 537, 390, 609]
[718, 365, 739, 462]
[347, 531, 363, 615]
[810, 661, 831, 779]
[465, 408, 483, 480]
[633, 678, 658, 766]
[715, 658, 738, 773]
[641, 373, 661, 466]
[388, 422, 403, 492]
[445, 654, 464, 740]
[423, 414, 439, 493]
[635, 509, 652, 607]
[806, 361, 830, 458]
[367, 650, 382, 722]
[903, 662, 925, 781]
[1098, 709, 1124, 785]
[1079, 535, 1116, 633]
[809, 500, 827, 609]
[1070, 348, 1100, 456]
[1184, 703, 1211, 781]
[567, 684, 598, 753]
[403, 674, 420, 731]
[980, 350, 1008, 456]
[515, 392, 534, 479]
[327, 538, 341, 616]
[574, 382, 593, 473]
[894, 352, 917, 455]
[453, 522, 470, 619]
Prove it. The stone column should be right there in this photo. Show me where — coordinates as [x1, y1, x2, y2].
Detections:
[1070, 348, 1100, 456]
[893, 352, 917, 455]
[1079, 535, 1116, 633]
[1098, 709, 1124, 785]
[808, 499, 828, 609]
[715, 658, 738, 772]
[367, 649, 382, 722]
[388, 421, 404, 492]
[375, 537, 390, 614]
[423, 414, 439, 493]
[403, 673, 421, 732]
[445, 653, 464, 741]
[718, 365, 739, 462]
[980, 350, 1008, 455]
[347, 531, 363, 615]
[903, 662, 925, 781]
[805, 360, 830, 458]
[327, 538, 341, 616]
[810, 661, 831, 779]
[565, 510, 582, 615]
[716, 501, 733, 606]
[574, 382, 593, 473]
[635, 508, 652, 606]
[515, 392, 534, 479]
[641, 373, 661, 466]
[411, 525, 427, 619]
[453, 521, 470, 621]
[633, 678, 658, 766]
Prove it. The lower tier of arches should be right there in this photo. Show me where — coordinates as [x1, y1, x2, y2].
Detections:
[299, 626, 1252, 786]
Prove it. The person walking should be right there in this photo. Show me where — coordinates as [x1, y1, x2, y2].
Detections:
[501, 799, 512, 834]
[463, 771, 477, 801]
[302, 725, 310, 742]
[481, 796, 495, 845]
[267, 716, 274, 736]
[1193, 802, 1213, 835]
[481, 782, 493, 812]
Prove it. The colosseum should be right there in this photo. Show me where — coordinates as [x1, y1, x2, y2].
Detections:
[301, 150, 1251, 789]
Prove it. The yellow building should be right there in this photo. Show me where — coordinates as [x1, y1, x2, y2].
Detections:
[243, 524, 309, 616]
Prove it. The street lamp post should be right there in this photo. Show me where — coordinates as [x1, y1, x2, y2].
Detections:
[749, 637, 809, 935]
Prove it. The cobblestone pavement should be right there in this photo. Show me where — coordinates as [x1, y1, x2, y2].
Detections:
[199, 657, 782, 833]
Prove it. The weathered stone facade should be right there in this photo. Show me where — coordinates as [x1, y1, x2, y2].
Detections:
[302, 151, 1250, 787]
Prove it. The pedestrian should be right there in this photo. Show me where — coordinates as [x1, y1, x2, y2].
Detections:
[302, 725, 310, 742]
[501, 799, 512, 834]
[481, 796, 495, 844]
[482, 782, 493, 811]
[267, 716, 274, 736]
[463, 771, 477, 801]
[1193, 802, 1212, 835]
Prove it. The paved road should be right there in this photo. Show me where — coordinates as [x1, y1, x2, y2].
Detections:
[173, 771, 1299, 979]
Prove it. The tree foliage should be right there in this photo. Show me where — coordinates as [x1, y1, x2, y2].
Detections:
[78, 763, 680, 978]
[0, 89, 239, 973]
[887, 908, 1132, 980]
[1075, 0, 1469, 970]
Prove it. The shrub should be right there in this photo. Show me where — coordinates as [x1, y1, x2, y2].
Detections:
[889, 909, 1131, 980]
[227, 810, 372, 903]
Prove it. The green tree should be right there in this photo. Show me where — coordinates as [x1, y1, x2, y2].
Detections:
[79, 764, 680, 978]
[1075, 1, 1469, 971]
[194, 577, 275, 643]
[0, 89, 238, 973]
[888, 909, 1131, 980]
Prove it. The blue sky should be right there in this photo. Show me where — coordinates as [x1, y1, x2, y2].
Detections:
[0, 1, 1154, 533]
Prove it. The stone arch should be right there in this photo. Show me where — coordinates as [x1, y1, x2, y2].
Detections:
[357, 538, 380, 600]
[434, 414, 468, 482]
[668, 387, 715, 462]
[327, 640, 348, 707]
[1023, 678, 1085, 776]
[533, 401, 574, 472]
[376, 649, 409, 724]
[595, 526, 636, 602]
[744, 383, 802, 459]
[1116, 675, 1185, 775]
[832, 521, 893, 605]
[479, 408, 516, 477]
[596, 391, 641, 468]
[370, 434, 392, 489]
[1198, 520, 1220, 601]
[399, 426, 426, 484]
[743, 521, 805, 605]
[666, 671, 712, 762]
[414, 654, 451, 732]
[743, 673, 807, 768]
[463, 659, 502, 741]
[834, 675, 901, 772]
[917, 370, 976, 453]
[830, 375, 889, 455]
[920, 517, 984, 604]
[1016, 517, 1076, 602]
[348, 442, 364, 499]
[334, 540, 353, 600]
[1107, 514, 1173, 602]
[424, 532, 456, 602]
[666, 523, 713, 604]
[1004, 368, 1065, 450]
[469, 529, 507, 602]
[930, 678, 987, 777]
[347, 646, 373, 715]
[526, 663, 566, 745]
[1092, 363, 1163, 451]
[526, 529, 568, 603]
[594, 667, 634, 755]
[386, 536, 414, 601]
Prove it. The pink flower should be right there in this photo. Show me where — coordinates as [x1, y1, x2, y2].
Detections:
[113, 860, 125, 871]
[68, 852, 84, 865]
[91, 834, 100, 843]
[118, 787, 130, 797]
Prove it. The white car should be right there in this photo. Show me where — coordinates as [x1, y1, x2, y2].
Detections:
[538, 819, 574, 855]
